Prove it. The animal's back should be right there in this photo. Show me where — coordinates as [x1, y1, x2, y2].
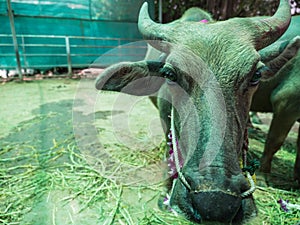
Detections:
[251, 16, 300, 113]
[270, 52, 300, 116]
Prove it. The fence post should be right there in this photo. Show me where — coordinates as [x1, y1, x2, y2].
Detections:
[65, 36, 72, 76]
[7, 0, 22, 79]
[159, 0, 162, 23]
[21, 36, 28, 69]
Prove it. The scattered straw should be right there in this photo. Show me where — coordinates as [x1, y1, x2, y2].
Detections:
[1, 110, 299, 225]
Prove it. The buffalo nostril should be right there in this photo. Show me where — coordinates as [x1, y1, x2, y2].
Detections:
[190, 191, 242, 222]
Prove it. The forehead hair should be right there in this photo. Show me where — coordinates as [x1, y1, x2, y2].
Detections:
[165, 35, 259, 89]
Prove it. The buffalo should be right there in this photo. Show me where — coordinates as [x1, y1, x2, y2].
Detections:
[145, 5, 300, 185]
[251, 16, 300, 182]
[95, 0, 291, 223]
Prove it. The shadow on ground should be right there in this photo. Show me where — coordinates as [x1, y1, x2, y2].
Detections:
[1, 80, 299, 225]
[248, 115, 299, 190]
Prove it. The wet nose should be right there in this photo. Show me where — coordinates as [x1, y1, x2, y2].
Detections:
[190, 191, 242, 222]
[175, 167, 251, 222]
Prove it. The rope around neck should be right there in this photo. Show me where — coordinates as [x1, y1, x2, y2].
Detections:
[170, 107, 256, 198]
[240, 130, 256, 197]
[241, 171, 256, 198]
[170, 108, 191, 190]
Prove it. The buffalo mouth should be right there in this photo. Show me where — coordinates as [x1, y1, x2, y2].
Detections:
[188, 190, 256, 223]
[161, 135, 257, 223]
[161, 177, 257, 224]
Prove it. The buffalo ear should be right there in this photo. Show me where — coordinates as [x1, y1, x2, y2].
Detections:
[95, 61, 166, 96]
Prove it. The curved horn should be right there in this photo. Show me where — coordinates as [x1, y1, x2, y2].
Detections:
[251, 0, 291, 50]
[138, 2, 170, 41]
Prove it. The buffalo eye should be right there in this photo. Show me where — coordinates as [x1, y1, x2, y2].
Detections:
[250, 62, 268, 86]
[250, 70, 262, 86]
[160, 63, 177, 83]
[163, 70, 177, 82]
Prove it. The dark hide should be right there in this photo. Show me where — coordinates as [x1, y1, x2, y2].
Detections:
[95, 1, 292, 224]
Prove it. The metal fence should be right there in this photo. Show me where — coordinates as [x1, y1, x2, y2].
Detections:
[0, 34, 147, 75]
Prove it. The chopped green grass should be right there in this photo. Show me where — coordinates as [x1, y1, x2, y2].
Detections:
[2, 136, 299, 225]
[1, 80, 299, 225]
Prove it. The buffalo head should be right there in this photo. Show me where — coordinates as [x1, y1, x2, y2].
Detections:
[95, 0, 291, 223]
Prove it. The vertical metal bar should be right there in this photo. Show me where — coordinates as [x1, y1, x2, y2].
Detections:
[21, 35, 28, 69]
[159, 0, 162, 23]
[65, 36, 72, 76]
[89, 0, 92, 19]
[118, 39, 121, 63]
[6, 0, 22, 79]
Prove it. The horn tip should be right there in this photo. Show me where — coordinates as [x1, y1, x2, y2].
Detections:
[141, 1, 148, 8]
[138, 2, 151, 33]
[139, 2, 150, 20]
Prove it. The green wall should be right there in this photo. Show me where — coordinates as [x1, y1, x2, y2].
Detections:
[0, 0, 154, 70]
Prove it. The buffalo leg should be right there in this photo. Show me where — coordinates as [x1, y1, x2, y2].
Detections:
[260, 114, 295, 173]
[294, 123, 300, 182]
